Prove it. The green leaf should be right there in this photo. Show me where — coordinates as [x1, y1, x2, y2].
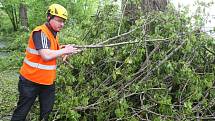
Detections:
[112, 70, 116, 80]
[115, 108, 124, 118]
[81, 97, 89, 106]
[125, 57, 133, 64]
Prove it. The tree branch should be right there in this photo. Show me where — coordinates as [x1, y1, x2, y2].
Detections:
[202, 46, 215, 55]
[74, 40, 139, 48]
[74, 38, 168, 49]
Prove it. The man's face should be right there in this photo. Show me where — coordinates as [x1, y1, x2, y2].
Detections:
[49, 16, 65, 32]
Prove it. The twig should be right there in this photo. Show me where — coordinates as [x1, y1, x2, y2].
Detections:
[179, 79, 189, 110]
[130, 107, 174, 119]
[98, 28, 138, 45]
[145, 109, 174, 118]
[117, 0, 128, 35]
[124, 88, 165, 98]
[0, 49, 12, 52]
[130, 107, 148, 121]
[80, 11, 101, 41]
[74, 95, 117, 111]
[97, 17, 157, 45]
[138, 42, 161, 73]
[202, 46, 215, 55]
[63, 60, 74, 69]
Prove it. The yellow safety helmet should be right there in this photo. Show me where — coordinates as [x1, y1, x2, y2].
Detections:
[47, 4, 68, 20]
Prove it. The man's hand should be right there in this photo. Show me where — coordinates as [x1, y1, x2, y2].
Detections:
[62, 55, 69, 62]
[62, 44, 82, 55]
[61, 44, 82, 62]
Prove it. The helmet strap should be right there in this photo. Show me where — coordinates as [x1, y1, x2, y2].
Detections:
[47, 13, 55, 22]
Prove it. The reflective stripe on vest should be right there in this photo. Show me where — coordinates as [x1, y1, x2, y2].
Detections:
[24, 58, 56, 70]
[26, 47, 39, 55]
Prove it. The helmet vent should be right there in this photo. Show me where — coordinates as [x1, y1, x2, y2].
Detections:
[55, 8, 58, 14]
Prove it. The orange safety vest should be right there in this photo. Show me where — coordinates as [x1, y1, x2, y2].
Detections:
[20, 24, 60, 85]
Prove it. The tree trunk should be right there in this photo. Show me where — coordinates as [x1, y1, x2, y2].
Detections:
[4, 4, 19, 31]
[122, 0, 168, 17]
[19, 3, 28, 29]
[7, 5, 18, 31]
[141, 0, 168, 12]
[122, 0, 168, 25]
[122, 0, 138, 25]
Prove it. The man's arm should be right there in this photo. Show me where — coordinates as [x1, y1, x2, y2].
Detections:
[39, 45, 81, 61]
[32, 31, 81, 61]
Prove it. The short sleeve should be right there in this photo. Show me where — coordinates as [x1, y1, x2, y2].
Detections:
[33, 31, 51, 50]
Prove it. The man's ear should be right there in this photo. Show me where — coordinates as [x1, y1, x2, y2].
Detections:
[47, 16, 51, 21]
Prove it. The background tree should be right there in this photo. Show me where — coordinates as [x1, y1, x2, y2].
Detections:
[141, 0, 168, 11]
[19, 2, 28, 29]
[1, 0, 19, 31]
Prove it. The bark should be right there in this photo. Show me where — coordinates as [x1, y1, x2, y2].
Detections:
[122, 0, 168, 17]
[141, 0, 168, 12]
[122, 0, 168, 25]
[4, 4, 19, 31]
[122, 0, 139, 24]
[19, 3, 28, 29]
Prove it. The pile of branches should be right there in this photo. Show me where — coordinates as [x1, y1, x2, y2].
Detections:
[54, 5, 215, 121]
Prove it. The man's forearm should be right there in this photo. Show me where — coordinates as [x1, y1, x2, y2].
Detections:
[39, 49, 64, 61]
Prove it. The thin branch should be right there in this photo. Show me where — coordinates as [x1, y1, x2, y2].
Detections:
[130, 107, 174, 119]
[0, 49, 12, 52]
[74, 95, 117, 111]
[130, 107, 148, 121]
[202, 46, 215, 55]
[97, 16, 157, 45]
[74, 38, 168, 49]
[74, 40, 140, 48]
[117, 0, 128, 35]
[179, 79, 189, 110]
[124, 88, 165, 98]
[145, 109, 174, 118]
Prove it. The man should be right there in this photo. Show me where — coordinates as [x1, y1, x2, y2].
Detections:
[11, 4, 80, 121]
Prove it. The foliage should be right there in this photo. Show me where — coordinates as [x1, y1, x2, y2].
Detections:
[0, 70, 18, 121]
[0, 10, 13, 33]
[0, 0, 19, 31]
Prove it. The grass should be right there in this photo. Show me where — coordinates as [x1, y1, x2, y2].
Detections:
[0, 70, 19, 121]
[0, 38, 38, 121]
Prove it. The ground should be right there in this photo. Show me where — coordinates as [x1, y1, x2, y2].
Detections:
[0, 39, 19, 121]
[0, 40, 41, 121]
[0, 70, 19, 121]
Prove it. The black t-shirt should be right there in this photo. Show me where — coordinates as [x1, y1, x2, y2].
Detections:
[33, 23, 57, 50]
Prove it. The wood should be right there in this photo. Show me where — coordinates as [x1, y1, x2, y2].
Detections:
[19, 3, 28, 30]
[141, 0, 168, 12]
[122, 0, 168, 25]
